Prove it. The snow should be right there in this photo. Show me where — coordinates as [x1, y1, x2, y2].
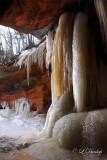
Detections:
[21, 47, 37, 55]
[0, 105, 46, 158]
[0, 114, 45, 137]
[0, 100, 46, 137]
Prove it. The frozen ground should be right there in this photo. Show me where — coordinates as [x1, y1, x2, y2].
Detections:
[0, 107, 107, 160]
[0, 107, 46, 137]
[0, 104, 46, 158]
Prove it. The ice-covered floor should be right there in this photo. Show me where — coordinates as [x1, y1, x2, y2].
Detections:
[0, 105, 46, 137]
[0, 105, 46, 160]
[0, 107, 107, 160]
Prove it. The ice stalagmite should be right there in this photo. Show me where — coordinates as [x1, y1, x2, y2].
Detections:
[72, 12, 89, 112]
[53, 12, 76, 97]
[47, 91, 73, 137]
[11, 98, 31, 116]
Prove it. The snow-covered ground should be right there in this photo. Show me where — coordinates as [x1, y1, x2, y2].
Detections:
[0, 99, 46, 157]
[0, 103, 46, 137]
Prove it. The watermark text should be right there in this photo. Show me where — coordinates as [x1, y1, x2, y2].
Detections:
[72, 148, 102, 155]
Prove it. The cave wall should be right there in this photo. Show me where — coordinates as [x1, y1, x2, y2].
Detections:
[0, 63, 51, 113]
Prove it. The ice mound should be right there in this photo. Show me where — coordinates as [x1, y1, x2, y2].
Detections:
[53, 113, 87, 150]
[46, 91, 74, 137]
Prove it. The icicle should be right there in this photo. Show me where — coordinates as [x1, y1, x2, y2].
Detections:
[51, 59, 56, 103]
[51, 34, 57, 103]
[27, 55, 31, 86]
[17, 41, 46, 85]
[94, 0, 107, 57]
[72, 12, 89, 112]
[17, 54, 28, 69]
[53, 11, 76, 97]
[11, 98, 31, 116]
[46, 30, 54, 72]
[17, 31, 54, 86]
[72, 12, 98, 112]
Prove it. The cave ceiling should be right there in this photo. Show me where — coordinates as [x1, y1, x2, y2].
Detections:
[0, 0, 80, 38]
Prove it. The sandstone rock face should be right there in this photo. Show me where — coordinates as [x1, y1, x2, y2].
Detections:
[0, 0, 78, 38]
[0, 64, 51, 113]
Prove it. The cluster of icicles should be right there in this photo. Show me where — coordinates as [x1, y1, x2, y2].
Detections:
[17, 4, 105, 112]
[17, 11, 96, 112]
[17, 13, 74, 98]
[17, 42, 46, 86]
[17, 30, 54, 86]
[11, 98, 31, 115]
[1, 98, 31, 116]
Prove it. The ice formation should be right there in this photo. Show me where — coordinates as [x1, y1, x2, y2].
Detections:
[1, 98, 31, 116]
[17, 30, 54, 86]
[95, 0, 107, 55]
[11, 98, 31, 116]
[46, 30, 54, 71]
[52, 109, 107, 152]
[0, 101, 9, 109]
[17, 11, 76, 101]
[53, 113, 87, 150]
[72, 12, 89, 112]
[72, 11, 99, 112]
[14, 8, 107, 152]
[46, 91, 74, 137]
[0, 99, 46, 137]
[17, 41, 46, 85]
[82, 110, 107, 153]
[53, 12, 76, 97]
[43, 103, 54, 131]
[45, 10, 104, 149]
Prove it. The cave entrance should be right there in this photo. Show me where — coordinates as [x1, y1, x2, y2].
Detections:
[0, 25, 52, 154]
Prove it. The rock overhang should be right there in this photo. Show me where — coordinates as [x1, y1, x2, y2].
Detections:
[0, 0, 92, 38]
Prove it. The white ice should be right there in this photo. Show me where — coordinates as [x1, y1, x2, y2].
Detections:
[0, 100, 46, 137]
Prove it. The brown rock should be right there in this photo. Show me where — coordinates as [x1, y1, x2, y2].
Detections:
[0, 63, 51, 113]
[0, 0, 79, 38]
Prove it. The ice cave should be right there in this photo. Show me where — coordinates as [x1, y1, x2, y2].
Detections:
[0, 0, 107, 159]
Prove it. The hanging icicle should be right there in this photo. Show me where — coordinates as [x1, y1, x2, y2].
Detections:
[72, 12, 89, 112]
[17, 41, 46, 85]
[53, 11, 76, 97]
[94, 0, 107, 58]
[46, 30, 54, 71]
[72, 12, 98, 112]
